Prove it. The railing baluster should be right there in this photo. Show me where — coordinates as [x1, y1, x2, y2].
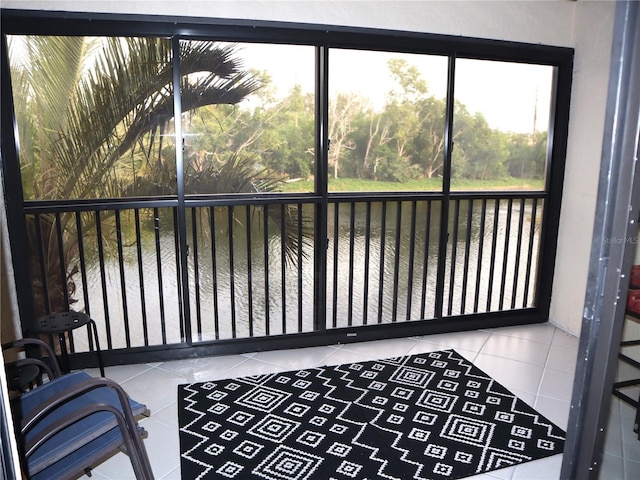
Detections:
[297, 203, 303, 333]
[246, 205, 254, 337]
[94, 211, 112, 349]
[280, 203, 286, 333]
[332, 202, 339, 328]
[363, 201, 372, 325]
[54, 211, 79, 352]
[461, 199, 474, 315]
[263, 205, 270, 336]
[134, 209, 149, 346]
[32, 214, 50, 314]
[54, 212, 70, 310]
[487, 199, 500, 312]
[499, 199, 514, 310]
[153, 208, 167, 345]
[153, 209, 167, 344]
[392, 201, 402, 322]
[75, 212, 93, 350]
[348, 201, 356, 327]
[191, 207, 202, 338]
[173, 208, 184, 340]
[406, 201, 417, 321]
[228, 206, 237, 339]
[448, 199, 460, 316]
[474, 199, 487, 313]
[115, 210, 131, 348]
[377, 201, 387, 324]
[208, 206, 220, 340]
[523, 198, 539, 307]
[420, 201, 432, 320]
[511, 198, 527, 309]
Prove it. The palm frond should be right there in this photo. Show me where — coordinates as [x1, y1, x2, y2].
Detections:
[43, 37, 261, 200]
[264, 203, 314, 265]
[187, 152, 282, 195]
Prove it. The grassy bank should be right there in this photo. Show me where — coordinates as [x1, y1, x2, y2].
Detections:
[280, 177, 545, 193]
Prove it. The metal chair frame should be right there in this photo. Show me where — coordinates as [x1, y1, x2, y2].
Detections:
[3, 338, 153, 479]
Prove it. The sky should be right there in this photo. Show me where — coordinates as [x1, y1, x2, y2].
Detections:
[234, 42, 554, 134]
[9, 34, 553, 134]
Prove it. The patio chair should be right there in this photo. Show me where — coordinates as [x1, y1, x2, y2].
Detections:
[4, 339, 154, 479]
[3, 338, 62, 393]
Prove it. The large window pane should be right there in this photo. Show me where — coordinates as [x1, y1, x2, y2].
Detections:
[452, 59, 554, 191]
[8, 35, 176, 200]
[328, 49, 448, 192]
[181, 41, 316, 195]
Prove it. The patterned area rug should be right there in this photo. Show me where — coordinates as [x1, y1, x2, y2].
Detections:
[178, 349, 565, 479]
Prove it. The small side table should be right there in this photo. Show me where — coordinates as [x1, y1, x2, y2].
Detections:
[31, 312, 105, 377]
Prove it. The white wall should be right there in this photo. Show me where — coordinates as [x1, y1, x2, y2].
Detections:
[552, 1, 616, 335]
[1, 0, 617, 336]
[2, 0, 576, 43]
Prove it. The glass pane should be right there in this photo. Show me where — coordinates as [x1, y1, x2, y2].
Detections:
[181, 41, 315, 195]
[7, 35, 176, 200]
[328, 49, 448, 192]
[452, 59, 554, 191]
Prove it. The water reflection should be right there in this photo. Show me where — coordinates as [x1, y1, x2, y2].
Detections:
[70, 199, 542, 350]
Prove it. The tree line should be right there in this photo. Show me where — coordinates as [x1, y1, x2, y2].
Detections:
[180, 58, 547, 190]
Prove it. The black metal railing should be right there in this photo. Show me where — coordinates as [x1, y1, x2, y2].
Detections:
[23, 190, 545, 364]
[441, 195, 542, 316]
[184, 200, 317, 342]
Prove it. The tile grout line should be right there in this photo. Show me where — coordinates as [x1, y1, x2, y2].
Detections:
[535, 329, 557, 399]
[473, 329, 494, 364]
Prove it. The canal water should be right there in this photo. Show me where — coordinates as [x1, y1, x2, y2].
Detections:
[70, 199, 541, 350]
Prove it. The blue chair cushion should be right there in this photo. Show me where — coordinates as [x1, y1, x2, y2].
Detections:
[18, 371, 147, 476]
[31, 426, 123, 480]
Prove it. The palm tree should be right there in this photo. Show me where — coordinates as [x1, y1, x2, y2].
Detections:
[9, 36, 308, 316]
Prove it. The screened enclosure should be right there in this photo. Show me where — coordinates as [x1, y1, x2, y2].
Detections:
[0, 9, 573, 365]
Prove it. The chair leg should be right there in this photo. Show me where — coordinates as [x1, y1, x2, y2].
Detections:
[88, 319, 105, 377]
[119, 422, 154, 479]
[57, 332, 71, 373]
[122, 433, 154, 480]
[130, 439, 155, 480]
[635, 389, 640, 441]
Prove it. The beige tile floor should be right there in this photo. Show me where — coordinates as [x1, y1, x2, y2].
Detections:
[77, 323, 639, 480]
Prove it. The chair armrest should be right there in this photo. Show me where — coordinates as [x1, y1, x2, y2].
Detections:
[21, 377, 139, 435]
[10, 358, 56, 387]
[3, 338, 62, 378]
[24, 402, 130, 458]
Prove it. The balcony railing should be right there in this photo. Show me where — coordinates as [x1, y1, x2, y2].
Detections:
[23, 190, 545, 365]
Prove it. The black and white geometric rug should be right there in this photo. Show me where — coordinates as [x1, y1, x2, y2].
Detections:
[178, 349, 565, 479]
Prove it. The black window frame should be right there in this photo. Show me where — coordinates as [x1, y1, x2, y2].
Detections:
[1, 8, 573, 357]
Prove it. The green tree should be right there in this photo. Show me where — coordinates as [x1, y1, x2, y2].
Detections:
[452, 105, 508, 181]
[350, 110, 391, 180]
[328, 92, 369, 179]
[254, 85, 315, 180]
[505, 131, 547, 179]
[383, 59, 447, 180]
